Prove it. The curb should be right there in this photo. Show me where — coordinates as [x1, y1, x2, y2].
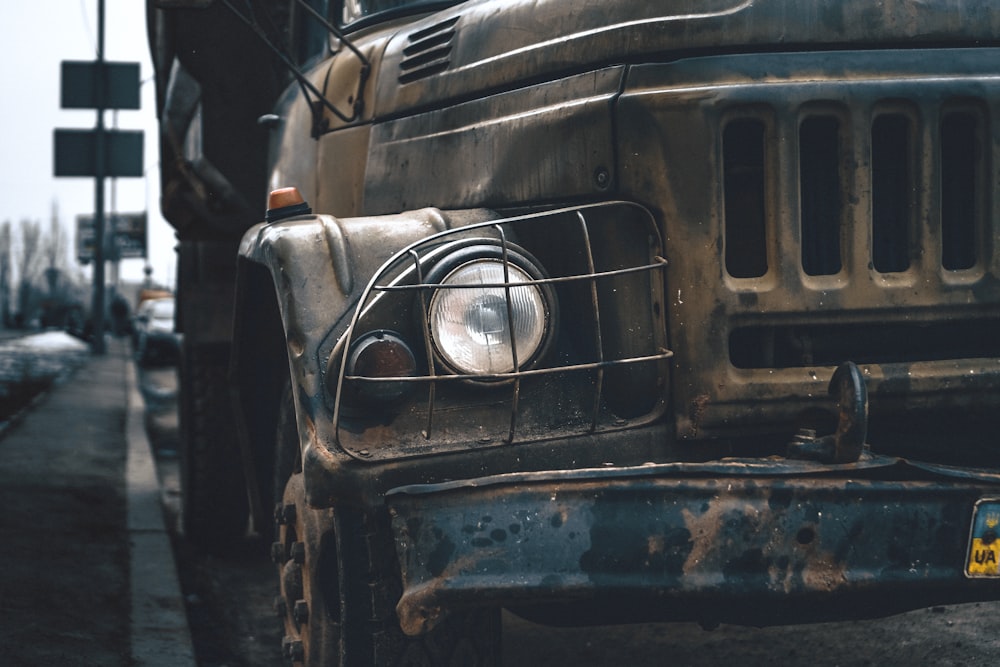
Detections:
[126, 361, 197, 666]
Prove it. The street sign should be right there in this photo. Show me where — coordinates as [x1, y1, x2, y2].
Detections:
[60, 61, 140, 110]
[54, 129, 144, 178]
[77, 212, 147, 263]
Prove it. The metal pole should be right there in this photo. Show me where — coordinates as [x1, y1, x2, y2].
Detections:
[91, 0, 107, 354]
[110, 109, 120, 290]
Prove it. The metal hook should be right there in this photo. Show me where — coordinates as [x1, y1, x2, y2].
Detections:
[787, 361, 868, 464]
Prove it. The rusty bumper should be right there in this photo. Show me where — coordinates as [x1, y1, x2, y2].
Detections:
[387, 458, 1000, 635]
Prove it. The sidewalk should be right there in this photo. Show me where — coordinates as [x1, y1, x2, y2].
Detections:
[0, 337, 194, 666]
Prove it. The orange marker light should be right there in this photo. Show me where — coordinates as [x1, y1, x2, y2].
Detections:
[265, 186, 312, 223]
[267, 186, 305, 210]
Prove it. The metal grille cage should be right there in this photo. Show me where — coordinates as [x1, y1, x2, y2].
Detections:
[331, 202, 672, 460]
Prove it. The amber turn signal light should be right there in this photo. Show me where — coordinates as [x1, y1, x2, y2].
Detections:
[265, 186, 312, 223]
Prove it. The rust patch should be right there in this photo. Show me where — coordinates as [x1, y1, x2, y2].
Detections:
[682, 494, 852, 594]
[680, 497, 733, 586]
[791, 550, 850, 593]
[687, 394, 711, 437]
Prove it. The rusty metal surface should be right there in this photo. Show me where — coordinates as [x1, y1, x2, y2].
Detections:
[387, 466, 1000, 636]
[373, 0, 1000, 120]
[787, 362, 868, 464]
[363, 67, 623, 213]
[615, 48, 1000, 441]
[239, 208, 460, 401]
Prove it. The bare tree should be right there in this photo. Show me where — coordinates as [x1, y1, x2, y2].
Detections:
[3, 205, 79, 329]
[15, 218, 41, 326]
[43, 200, 69, 296]
[45, 201, 66, 274]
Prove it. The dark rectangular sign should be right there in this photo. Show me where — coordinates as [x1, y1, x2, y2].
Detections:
[77, 212, 147, 263]
[60, 61, 141, 110]
[54, 129, 144, 178]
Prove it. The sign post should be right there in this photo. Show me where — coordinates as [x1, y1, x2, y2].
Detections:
[54, 0, 142, 354]
[91, 0, 107, 353]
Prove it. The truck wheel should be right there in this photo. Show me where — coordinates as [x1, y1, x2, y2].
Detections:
[272, 396, 501, 666]
[178, 341, 248, 551]
[272, 382, 300, 513]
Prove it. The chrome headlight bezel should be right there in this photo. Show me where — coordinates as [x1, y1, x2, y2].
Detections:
[424, 241, 558, 381]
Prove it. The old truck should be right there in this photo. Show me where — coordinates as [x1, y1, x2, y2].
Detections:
[148, 0, 1000, 664]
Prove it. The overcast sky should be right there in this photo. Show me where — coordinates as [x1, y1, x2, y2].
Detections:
[0, 1, 174, 287]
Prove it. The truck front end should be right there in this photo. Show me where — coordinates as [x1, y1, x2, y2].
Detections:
[230, 0, 1000, 662]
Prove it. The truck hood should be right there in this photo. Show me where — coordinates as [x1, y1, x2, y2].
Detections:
[373, 0, 1000, 118]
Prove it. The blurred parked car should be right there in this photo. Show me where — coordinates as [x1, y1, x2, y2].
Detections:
[133, 297, 180, 367]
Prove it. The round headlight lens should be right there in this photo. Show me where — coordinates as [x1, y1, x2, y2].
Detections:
[429, 259, 548, 375]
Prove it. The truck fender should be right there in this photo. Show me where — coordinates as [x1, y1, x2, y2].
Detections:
[230, 207, 493, 526]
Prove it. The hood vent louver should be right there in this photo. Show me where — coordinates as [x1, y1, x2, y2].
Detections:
[399, 16, 459, 84]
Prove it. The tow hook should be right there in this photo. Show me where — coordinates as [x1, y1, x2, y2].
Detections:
[787, 361, 868, 464]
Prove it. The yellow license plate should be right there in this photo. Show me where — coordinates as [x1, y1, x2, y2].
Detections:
[967, 499, 1000, 577]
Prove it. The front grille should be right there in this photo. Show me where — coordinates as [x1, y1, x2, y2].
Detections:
[330, 202, 671, 460]
[619, 49, 1000, 440]
[721, 96, 997, 370]
[722, 102, 989, 286]
[721, 97, 1000, 368]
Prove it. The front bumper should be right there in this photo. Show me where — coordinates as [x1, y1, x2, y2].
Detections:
[387, 456, 1000, 635]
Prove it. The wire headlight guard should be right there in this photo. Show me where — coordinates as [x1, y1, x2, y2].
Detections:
[423, 241, 557, 380]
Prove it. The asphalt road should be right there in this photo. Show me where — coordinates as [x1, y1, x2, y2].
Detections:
[138, 364, 1000, 667]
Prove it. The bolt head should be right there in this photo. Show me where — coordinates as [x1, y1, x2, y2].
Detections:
[282, 636, 304, 660]
[594, 167, 611, 189]
[293, 599, 309, 624]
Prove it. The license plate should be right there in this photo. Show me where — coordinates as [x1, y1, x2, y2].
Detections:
[966, 499, 1000, 577]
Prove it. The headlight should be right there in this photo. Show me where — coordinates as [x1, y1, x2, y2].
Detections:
[427, 245, 555, 377]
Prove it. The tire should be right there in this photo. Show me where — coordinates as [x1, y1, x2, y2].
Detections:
[272, 383, 301, 515]
[178, 341, 249, 552]
[272, 389, 501, 666]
